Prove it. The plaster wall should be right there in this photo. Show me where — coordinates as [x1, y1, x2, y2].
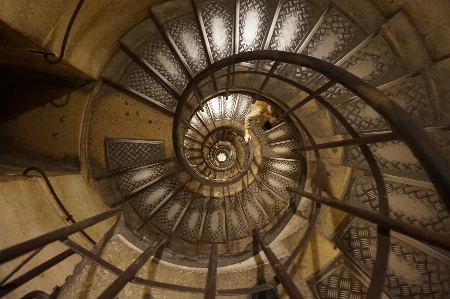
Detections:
[0, 84, 94, 172]
[0, 0, 168, 79]
[0, 173, 116, 299]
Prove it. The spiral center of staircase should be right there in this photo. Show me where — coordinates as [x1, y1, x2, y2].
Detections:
[195, 125, 252, 184]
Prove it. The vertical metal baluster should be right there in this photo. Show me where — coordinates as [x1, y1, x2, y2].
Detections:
[97, 238, 166, 299]
[252, 229, 303, 299]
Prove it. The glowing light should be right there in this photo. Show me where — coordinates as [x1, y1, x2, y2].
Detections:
[156, 53, 178, 78]
[242, 10, 260, 47]
[181, 31, 199, 60]
[211, 17, 227, 49]
[277, 14, 299, 50]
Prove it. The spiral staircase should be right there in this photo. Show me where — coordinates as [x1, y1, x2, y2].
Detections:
[1, 0, 450, 298]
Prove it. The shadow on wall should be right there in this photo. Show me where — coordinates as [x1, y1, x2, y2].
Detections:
[0, 20, 93, 121]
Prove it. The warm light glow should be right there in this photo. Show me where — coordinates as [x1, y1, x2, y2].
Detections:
[156, 52, 179, 77]
[211, 17, 227, 49]
[277, 14, 299, 50]
[242, 10, 260, 47]
[182, 31, 200, 60]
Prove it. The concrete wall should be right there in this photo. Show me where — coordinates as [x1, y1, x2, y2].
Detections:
[0, 0, 167, 79]
[0, 172, 117, 298]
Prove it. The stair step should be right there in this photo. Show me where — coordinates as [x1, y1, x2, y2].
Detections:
[105, 139, 166, 171]
[381, 10, 431, 72]
[129, 175, 179, 217]
[115, 163, 171, 197]
[225, 195, 252, 240]
[333, 73, 435, 134]
[282, 4, 368, 85]
[200, 197, 226, 243]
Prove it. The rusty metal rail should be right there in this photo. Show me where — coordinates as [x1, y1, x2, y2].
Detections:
[2, 50, 450, 298]
[23, 167, 96, 245]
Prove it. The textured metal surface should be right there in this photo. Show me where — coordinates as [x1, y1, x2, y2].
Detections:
[139, 38, 189, 92]
[258, 172, 295, 200]
[284, 7, 362, 85]
[152, 188, 193, 234]
[248, 181, 286, 218]
[207, 95, 224, 120]
[199, 1, 233, 62]
[225, 195, 251, 240]
[335, 75, 433, 133]
[262, 139, 299, 158]
[346, 141, 424, 177]
[175, 196, 208, 242]
[338, 218, 450, 298]
[223, 95, 238, 119]
[166, 15, 208, 75]
[238, 190, 271, 229]
[197, 102, 215, 124]
[349, 176, 450, 233]
[201, 198, 226, 242]
[313, 259, 369, 299]
[302, 8, 360, 63]
[260, 157, 301, 181]
[124, 64, 178, 110]
[233, 94, 253, 121]
[264, 121, 296, 143]
[322, 34, 404, 102]
[130, 176, 179, 217]
[105, 139, 166, 171]
[238, 0, 276, 53]
[269, 0, 320, 52]
[116, 164, 170, 196]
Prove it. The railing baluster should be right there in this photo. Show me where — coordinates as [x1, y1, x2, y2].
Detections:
[262, 0, 283, 50]
[97, 238, 166, 299]
[196, 111, 211, 133]
[112, 173, 172, 207]
[137, 182, 188, 230]
[0, 207, 121, 264]
[149, 8, 194, 79]
[287, 188, 450, 250]
[0, 247, 44, 287]
[226, 65, 232, 101]
[296, 132, 398, 152]
[41, 0, 85, 64]
[252, 229, 303, 299]
[0, 250, 75, 297]
[182, 118, 207, 138]
[204, 243, 218, 299]
[296, 125, 450, 152]
[190, 0, 213, 65]
[193, 86, 205, 111]
[120, 43, 181, 98]
[253, 61, 280, 103]
[63, 239, 122, 275]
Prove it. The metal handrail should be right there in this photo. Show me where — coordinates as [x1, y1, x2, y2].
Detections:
[22, 167, 96, 245]
[5, 52, 449, 298]
[40, 0, 85, 64]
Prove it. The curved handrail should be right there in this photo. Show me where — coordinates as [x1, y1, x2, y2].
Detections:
[42, 0, 85, 64]
[22, 167, 96, 245]
[174, 50, 450, 209]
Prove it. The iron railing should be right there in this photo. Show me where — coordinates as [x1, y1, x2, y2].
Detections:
[1, 52, 450, 299]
